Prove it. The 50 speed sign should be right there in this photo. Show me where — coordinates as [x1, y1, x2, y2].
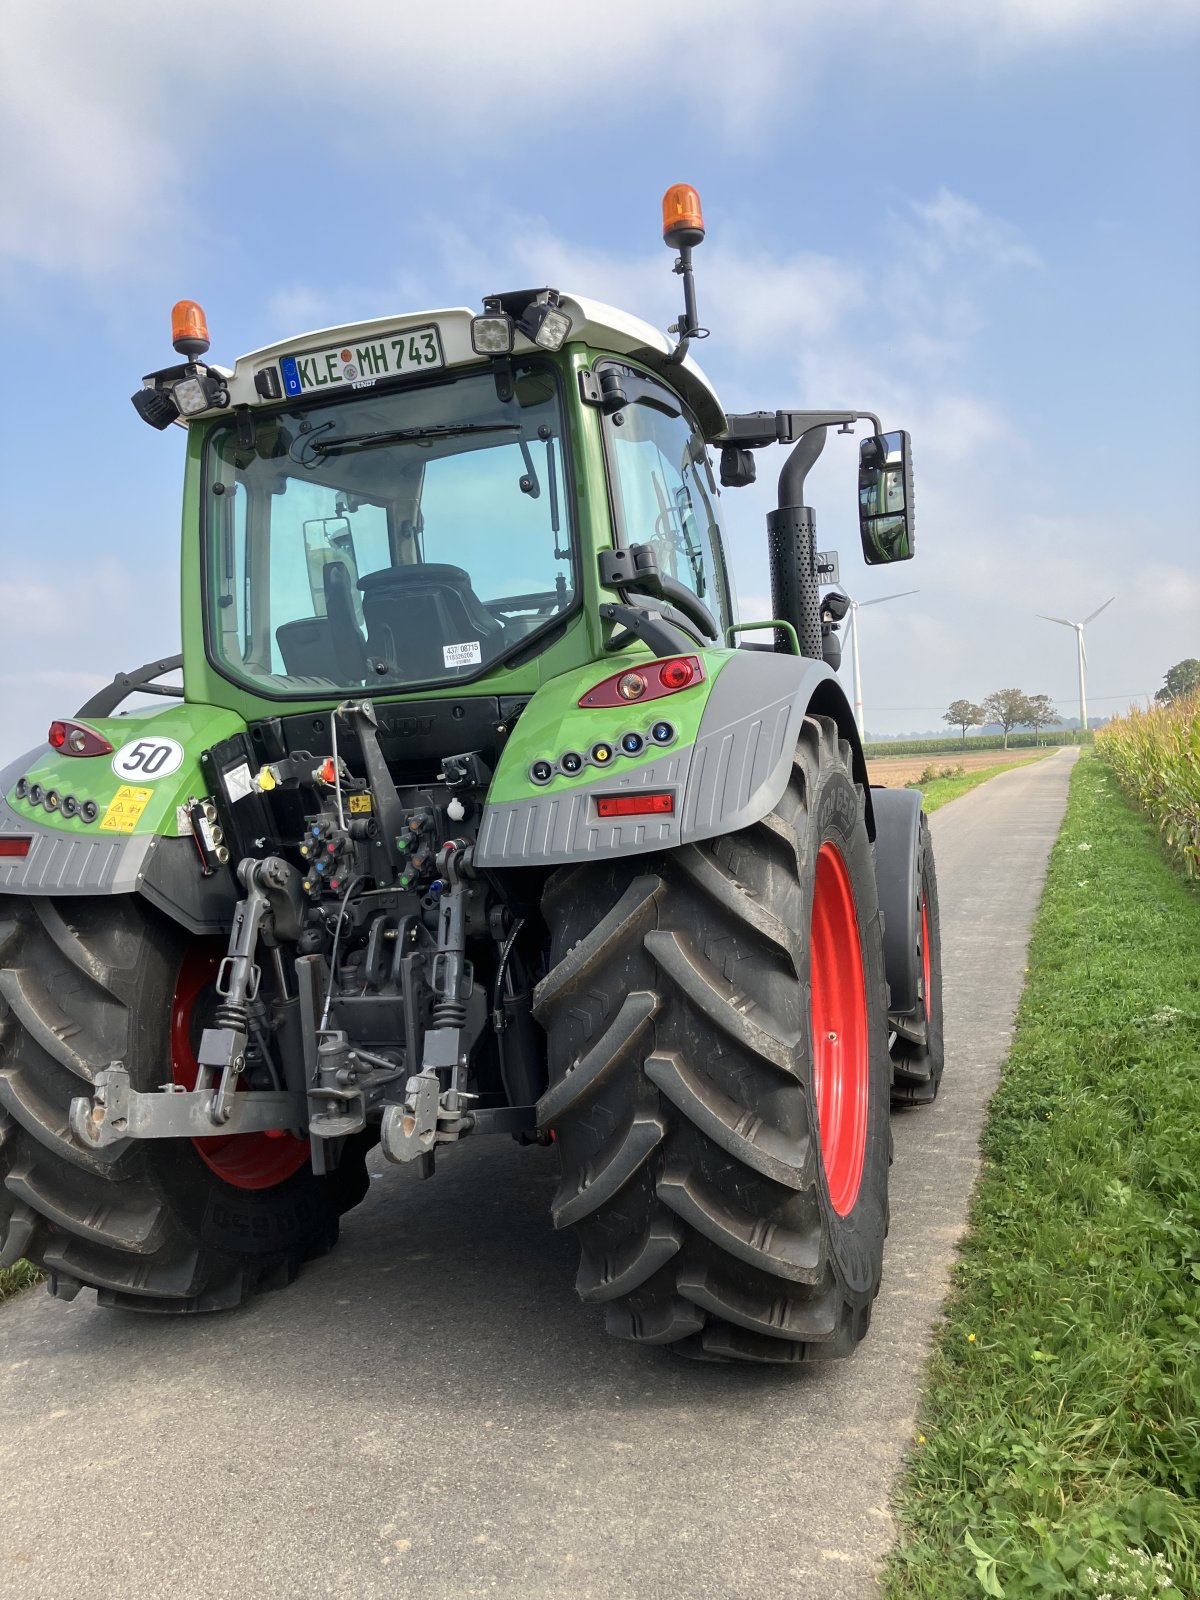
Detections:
[111, 737, 185, 781]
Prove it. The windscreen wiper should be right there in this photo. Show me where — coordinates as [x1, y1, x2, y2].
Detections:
[309, 422, 519, 458]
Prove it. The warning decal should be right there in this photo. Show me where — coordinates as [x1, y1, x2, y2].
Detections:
[100, 785, 154, 833]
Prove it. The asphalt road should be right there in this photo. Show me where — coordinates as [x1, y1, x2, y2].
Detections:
[0, 749, 1078, 1600]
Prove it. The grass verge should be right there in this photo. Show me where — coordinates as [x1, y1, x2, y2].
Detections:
[0, 1259, 41, 1303]
[907, 754, 1049, 813]
[883, 753, 1200, 1599]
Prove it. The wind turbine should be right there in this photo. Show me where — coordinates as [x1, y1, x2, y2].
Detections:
[1036, 597, 1114, 733]
[843, 590, 919, 740]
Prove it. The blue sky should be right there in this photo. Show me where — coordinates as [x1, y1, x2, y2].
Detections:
[2, 0, 1197, 752]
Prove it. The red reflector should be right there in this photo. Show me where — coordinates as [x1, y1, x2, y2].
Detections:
[596, 792, 674, 818]
[659, 658, 694, 690]
[0, 837, 33, 858]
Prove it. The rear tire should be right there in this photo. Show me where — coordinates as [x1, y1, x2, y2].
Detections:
[535, 715, 892, 1364]
[0, 895, 369, 1312]
[890, 817, 945, 1107]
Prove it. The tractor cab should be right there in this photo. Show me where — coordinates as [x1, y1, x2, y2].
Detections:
[132, 290, 734, 727]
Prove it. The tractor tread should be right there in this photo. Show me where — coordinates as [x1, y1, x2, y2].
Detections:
[536, 989, 658, 1127]
[0, 969, 98, 1083]
[575, 1216, 683, 1303]
[4, 1157, 167, 1254]
[656, 1163, 824, 1283]
[643, 928, 802, 1076]
[644, 1049, 810, 1189]
[538, 715, 892, 1365]
[550, 1111, 668, 1228]
[533, 875, 662, 1018]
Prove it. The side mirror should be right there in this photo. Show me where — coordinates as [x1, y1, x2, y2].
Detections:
[303, 517, 358, 615]
[858, 430, 914, 564]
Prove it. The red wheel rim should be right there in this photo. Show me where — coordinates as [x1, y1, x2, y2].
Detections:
[171, 947, 310, 1191]
[921, 896, 932, 1022]
[809, 842, 869, 1217]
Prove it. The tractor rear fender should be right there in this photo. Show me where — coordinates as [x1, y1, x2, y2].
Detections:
[870, 785, 924, 1019]
[0, 697, 247, 936]
[476, 648, 875, 867]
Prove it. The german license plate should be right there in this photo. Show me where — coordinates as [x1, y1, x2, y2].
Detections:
[280, 325, 444, 397]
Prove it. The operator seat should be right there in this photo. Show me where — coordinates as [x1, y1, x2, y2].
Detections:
[359, 564, 503, 680]
[274, 559, 368, 684]
[323, 559, 368, 683]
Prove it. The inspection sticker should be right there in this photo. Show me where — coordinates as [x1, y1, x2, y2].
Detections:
[443, 640, 482, 668]
[223, 762, 254, 804]
[100, 785, 154, 833]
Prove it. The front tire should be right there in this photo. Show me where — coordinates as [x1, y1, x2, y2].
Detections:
[0, 896, 369, 1311]
[890, 816, 945, 1106]
[535, 715, 892, 1363]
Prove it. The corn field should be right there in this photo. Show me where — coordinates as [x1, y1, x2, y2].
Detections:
[1096, 693, 1200, 876]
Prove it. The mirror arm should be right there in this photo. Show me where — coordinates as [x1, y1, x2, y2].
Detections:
[778, 426, 827, 509]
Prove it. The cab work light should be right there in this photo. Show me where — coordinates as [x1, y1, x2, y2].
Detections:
[471, 313, 514, 354]
[172, 369, 227, 416]
[579, 656, 704, 709]
[595, 793, 674, 818]
[132, 385, 180, 430]
[519, 301, 573, 351]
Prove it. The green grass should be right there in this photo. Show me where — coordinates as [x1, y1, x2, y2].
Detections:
[883, 753, 1200, 1599]
[905, 755, 1049, 813]
[865, 732, 1092, 759]
[0, 1259, 41, 1303]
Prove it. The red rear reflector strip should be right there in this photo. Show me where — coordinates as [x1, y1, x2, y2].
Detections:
[0, 837, 33, 858]
[596, 793, 674, 818]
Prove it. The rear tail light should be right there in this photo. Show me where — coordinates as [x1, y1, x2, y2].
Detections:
[579, 656, 705, 709]
[595, 792, 675, 818]
[0, 836, 32, 858]
[47, 721, 113, 757]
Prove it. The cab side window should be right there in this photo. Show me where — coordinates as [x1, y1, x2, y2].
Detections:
[599, 364, 733, 633]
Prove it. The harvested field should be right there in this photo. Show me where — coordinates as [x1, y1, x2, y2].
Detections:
[868, 748, 1054, 787]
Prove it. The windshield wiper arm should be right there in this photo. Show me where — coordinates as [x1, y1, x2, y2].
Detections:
[310, 422, 519, 457]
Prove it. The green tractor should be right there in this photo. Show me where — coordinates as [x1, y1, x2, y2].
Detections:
[0, 186, 943, 1362]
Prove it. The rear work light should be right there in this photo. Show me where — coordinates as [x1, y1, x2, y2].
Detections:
[579, 656, 704, 709]
[48, 721, 113, 757]
[595, 792, 674, 819]
[0, 837, 33, 858]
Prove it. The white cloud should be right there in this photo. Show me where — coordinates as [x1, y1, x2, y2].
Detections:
[0, 558, 178, 757]
[3, 1, 1195, 283]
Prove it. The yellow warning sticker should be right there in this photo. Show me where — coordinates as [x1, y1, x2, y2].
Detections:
[348, 794, 373, 815]
[100, 785, 154, 833]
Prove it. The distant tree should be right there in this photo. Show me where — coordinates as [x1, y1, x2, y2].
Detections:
[1022, 693, 1060, 745]
[982, 688, 1031, 750]
[943, 698, 986, 744]
[1154, 658, 1200, 704]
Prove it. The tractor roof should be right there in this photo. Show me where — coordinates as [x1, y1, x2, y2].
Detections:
[221, 292, 726, 438]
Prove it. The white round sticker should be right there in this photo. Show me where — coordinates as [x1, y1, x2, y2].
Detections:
[111, 736, 186, 782]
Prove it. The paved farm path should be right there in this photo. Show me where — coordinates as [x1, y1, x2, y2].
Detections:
[0, 749, 1078, 1600]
